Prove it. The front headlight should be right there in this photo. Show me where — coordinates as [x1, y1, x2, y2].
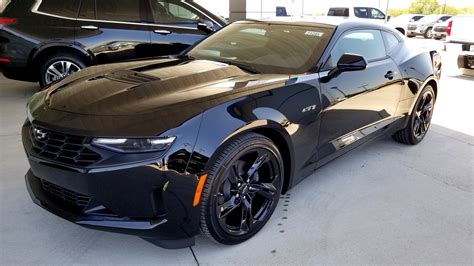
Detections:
[92, 137, 176, 153]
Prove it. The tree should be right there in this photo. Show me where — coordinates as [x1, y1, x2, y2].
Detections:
[408, 0, 440, 14]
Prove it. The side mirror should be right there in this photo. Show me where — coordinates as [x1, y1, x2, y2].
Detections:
[198, 22, 214, 34]
[328, 53, 368, 77]
[387, 15, 391, 21]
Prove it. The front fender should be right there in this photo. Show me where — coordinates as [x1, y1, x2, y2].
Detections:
[185, 97, 295, 177]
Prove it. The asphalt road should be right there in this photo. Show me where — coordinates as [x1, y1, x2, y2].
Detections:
[0, 37, 473, 265]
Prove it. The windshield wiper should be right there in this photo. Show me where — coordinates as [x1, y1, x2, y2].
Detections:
[217, 60, 260, 74]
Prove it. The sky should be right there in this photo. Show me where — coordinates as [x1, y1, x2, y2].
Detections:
[195, 0, 473, 17]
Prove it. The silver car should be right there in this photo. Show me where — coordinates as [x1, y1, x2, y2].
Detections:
[407, 14, 452, 38]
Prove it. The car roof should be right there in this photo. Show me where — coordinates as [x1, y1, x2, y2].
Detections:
[237, 17, 394, 30]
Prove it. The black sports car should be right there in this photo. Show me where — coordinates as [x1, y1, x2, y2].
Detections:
[22, 19, 441, 249]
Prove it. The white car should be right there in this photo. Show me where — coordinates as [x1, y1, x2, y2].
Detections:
[407, 14, 452, 38]
[388, 14, 424, 36]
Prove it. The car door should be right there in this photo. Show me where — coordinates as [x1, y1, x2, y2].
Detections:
[75, 0, 152, 64]
[146, 0, 215, 57]
[317, 29, 403, 159]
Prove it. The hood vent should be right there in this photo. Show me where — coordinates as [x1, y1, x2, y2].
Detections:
[105, 70, 160, 84]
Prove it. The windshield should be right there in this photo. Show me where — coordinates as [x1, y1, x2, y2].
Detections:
[187, 22, 334, 74]
[418, 15, 440, 23]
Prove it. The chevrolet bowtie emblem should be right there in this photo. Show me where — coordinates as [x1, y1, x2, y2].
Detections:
[33, 128, 47, 141]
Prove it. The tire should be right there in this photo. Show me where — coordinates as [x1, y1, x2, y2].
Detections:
[39, 53, 86, 88]
[457, 55, 469, 69]
[407, 34, 415, 38]
[393, 85, 435, 145]
[200, 133, 284, 245]
[423, 27, 433, 39]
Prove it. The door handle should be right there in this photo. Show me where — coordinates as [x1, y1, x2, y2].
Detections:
[384, 71, 394, 80]
[81, 25, 99, 30]
[154, 30, 172, 35]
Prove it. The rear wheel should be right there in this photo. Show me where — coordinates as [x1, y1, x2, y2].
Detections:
[393, 85, 435, 145]
[200, 133, 283, 245]
[39, 53, 85, 88]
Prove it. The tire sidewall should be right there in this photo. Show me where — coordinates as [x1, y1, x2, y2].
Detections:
[39, 54, 86, 88]
[202, 135, 284, 244]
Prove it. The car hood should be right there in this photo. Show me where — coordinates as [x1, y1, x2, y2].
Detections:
[46, 59, 289, 116]
[29, 58, 290, 136]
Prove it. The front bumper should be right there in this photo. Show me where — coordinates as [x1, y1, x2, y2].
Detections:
[433, 29, 446, 39]
[23, 124, 202, 249]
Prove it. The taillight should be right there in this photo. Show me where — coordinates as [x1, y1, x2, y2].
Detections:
[447, 20, 453, 36]
[0, 18, 16, 25]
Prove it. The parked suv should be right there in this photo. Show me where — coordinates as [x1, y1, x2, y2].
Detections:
[0, 0, 226, 87]
[407, 14, 452, 38]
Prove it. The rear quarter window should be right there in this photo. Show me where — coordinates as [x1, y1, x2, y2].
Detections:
[382, 31, 400, 54]
[37, 0, 80, 18]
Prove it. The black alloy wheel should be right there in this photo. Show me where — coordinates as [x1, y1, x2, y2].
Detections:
[200, 133, 283, 244]
[412, 89, 435, 139]
[393, 85, 435, 145]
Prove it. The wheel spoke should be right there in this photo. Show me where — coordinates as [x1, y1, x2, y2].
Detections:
[64, 61, 72, 74]
[422, 103, 433, 113]
[218, 195, 240, 219]
[250, 182, 277, 200]
[228, 165, 243, 185]
[246, 152, 269, 182]
[240, 197, 253, 232]
[47, 65, 63, 79]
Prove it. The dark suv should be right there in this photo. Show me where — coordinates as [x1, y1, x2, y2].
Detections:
[0, 0, 225, 87]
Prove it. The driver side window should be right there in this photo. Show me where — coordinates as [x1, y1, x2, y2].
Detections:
[149, 0, 205, 27]
[325, 30, 387, 69]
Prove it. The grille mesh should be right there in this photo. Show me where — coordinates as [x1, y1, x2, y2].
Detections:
[29, 126, 101, 167]
[41, 179, 91, 209]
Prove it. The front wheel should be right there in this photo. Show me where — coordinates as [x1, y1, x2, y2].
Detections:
[424, 27, 433, 39]
[199, 133, 283, 245]
[393, 85, 435, 145]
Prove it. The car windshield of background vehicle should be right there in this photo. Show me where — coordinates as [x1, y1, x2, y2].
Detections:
[418, 15, 440, 23]
[187, 23, 334, 74]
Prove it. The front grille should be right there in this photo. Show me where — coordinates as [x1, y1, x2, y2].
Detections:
[433, 26, 447, 32]
[29, 126, 101, 167]
[41, 179, 91, 210]
[408, 25, 417, 30]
